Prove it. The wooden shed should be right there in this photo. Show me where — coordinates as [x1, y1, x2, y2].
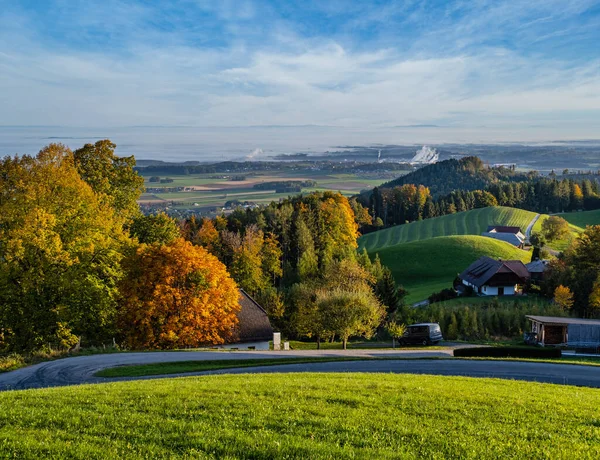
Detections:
[526, 315, 600, 349]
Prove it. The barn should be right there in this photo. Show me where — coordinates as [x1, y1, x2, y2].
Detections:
[459, 256, 530, 296]
[526, 315, 600, 349]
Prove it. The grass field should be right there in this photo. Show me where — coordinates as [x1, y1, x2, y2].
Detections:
[358, 207, 538, 252]
[1, 373, 599, 458]
[434, 295, 551, 308]
[559, 209, 600, 228]
[531, 215, 583, 251]
[370, 235, 532, 303]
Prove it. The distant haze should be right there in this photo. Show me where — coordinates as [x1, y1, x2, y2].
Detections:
[2, 125, 600, 163]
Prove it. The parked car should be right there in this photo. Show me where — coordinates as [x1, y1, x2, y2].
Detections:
[400, 323, 443, 346]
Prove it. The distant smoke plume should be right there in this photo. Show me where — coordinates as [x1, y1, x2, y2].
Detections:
[377, 149, 382, 163]
[411, 145, 439, 164]
[246, 148, 263, 160]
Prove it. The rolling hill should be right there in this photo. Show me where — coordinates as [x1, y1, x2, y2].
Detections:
[359, 206, 539, 252]
[558, 209, 600, 228]
[370, 235, 532, 304]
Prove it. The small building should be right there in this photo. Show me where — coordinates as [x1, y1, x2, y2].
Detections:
[525, 259, 550, 282]
[526, 316, 600, 349]
[482, 226, 526, 248]
[459, 256, 530, 296]
[218, 290, 273, 350]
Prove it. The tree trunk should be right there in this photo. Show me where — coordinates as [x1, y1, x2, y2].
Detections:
[392, 337, 395, 349]
[343, 338, 347, 350]
[317, 336, 321, 350]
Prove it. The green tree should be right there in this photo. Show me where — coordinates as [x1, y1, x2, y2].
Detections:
[541, 216, 570, 242]
[73, 139, 145, 219]
[129, 213, 180, 245]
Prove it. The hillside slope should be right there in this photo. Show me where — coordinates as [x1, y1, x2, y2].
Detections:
[559, 209, 600, 228]
[370, 235, 532, 304]
[359, 206, 538, 252]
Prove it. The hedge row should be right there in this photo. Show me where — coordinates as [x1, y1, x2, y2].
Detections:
[454, 346, 562, 359]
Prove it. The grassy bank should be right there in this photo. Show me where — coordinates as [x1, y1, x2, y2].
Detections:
[1, 373, 599, 458]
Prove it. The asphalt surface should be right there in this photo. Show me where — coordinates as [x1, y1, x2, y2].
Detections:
[2, 348, 600, 391]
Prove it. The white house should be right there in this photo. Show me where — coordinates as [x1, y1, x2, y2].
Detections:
[459, 257, 531, 296]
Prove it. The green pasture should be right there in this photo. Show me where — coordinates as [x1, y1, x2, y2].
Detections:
[370, 235, 532, 304]
[359, 207, 538, 252]
[1, 373, 599, 458]
[559, 209, 600, 229]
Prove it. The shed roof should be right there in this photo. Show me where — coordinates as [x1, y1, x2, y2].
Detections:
[459, 256, 530, 288]
[525, 259, 550, 273]
[234, 290, 273, 343]
[526, 316, 600, 327]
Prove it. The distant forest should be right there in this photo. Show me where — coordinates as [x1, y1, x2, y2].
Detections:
[359, 157, 600, 229]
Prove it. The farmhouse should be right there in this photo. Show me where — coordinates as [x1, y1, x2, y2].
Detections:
[482, 225, 526, 248]
[525, 259, 550, 282]
[526, 316, 600, 349]
[218, 290, 273, 350]
[459, 256, 530, 296]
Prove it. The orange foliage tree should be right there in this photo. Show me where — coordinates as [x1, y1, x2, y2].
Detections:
[118, 238, 240, 349]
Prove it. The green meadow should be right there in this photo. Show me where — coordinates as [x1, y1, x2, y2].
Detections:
[370, 235, 532, 303]
[1, 373, 599, 459]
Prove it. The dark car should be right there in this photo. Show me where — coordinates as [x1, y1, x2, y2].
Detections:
[400, 323, 443, 346]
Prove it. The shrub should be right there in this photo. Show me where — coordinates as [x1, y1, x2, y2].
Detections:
[454, 346, 562, 359]
[428, 288, 458, 303]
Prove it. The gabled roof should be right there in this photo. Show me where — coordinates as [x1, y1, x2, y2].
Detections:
[525, 259, 550, 273]
[482, 232, 524, 247]
[459, 256, 530, 288]
[487, 225, 523, 234]
[234, 289, 273, 343]
[526, 316, 600, 327]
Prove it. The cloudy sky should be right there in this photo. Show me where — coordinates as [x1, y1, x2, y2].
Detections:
[1, 0, 600, 141]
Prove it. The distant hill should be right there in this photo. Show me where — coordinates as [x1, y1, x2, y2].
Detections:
[369, 235, 531, 304]
[372, 156, 531, 197]
[359, 206, 539, 253]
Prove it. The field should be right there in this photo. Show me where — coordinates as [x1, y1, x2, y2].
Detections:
[370, 235, 532, 303]
[358, 206, 538, 252]
[1, 373, 599, 458]
[532, 215, 583, 251]
[138, 170, 388, 211]
[559, 209, 600, 228]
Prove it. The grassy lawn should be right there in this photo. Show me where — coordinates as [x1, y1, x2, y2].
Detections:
[434, 295, 551, 308]
[1, 373, 599, 458]
[559, 209, 600, 228]
[358, 206, 539, 252]
[370, 235, 531, 304]
[531, 215, 582, 252]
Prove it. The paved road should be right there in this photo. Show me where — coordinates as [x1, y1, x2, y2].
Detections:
[2, 349, 600, 390]
[525, 213, 541, 241]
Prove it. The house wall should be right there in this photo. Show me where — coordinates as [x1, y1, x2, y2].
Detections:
[481, 285, 516, 296]
[567, 324, 600, 348]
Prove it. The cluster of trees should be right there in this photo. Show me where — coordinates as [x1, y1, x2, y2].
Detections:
[541, 226, 600, 318]
[0, 141, 242, 352]
[180, 192, 406, 347]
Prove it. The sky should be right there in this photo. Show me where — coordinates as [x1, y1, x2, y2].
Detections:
[1, 0, 600, 143]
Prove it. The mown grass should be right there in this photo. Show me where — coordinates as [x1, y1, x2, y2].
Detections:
[559, 209, 600, 228]
[370, 235, 531, 303]
[358, 206, 539, 252]
[1, 373, 600, 458]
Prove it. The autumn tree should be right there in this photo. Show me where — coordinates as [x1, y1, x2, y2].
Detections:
[553, 285, 574, 311]
[0, 144, 131, 351]
[73, 139, 144, 219]
[118, 239, 240, 349]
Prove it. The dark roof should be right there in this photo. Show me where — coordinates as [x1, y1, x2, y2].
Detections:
[234, 290, 273, 343]
[459, 256, 530, 288]
[526, 316, 600, 327]
[525, 259, 549, 273]
[482, 232, 524, 247]
[487, 225, 523, 234]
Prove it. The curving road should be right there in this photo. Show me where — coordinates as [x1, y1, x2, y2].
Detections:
[2, 348, 600, 391]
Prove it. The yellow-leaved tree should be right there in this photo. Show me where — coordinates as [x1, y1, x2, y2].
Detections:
[118, 238, 240, 349]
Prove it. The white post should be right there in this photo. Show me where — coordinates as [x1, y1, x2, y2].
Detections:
[283, 341, 290, 351]
[273, 332, 281, 351]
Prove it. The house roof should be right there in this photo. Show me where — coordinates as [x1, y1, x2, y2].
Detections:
[526, 316, 600, 327]
[234, 290, 273, 343]
[482, 232, 524, 247]
[525, 259, 550, 273]
[459, 256, 530, 288]
[487, 225, 523, 234]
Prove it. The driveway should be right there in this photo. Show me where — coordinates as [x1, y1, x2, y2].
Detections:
[2, 348, 600, 391]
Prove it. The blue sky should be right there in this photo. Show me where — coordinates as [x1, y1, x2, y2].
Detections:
[1, 0, 600, 140]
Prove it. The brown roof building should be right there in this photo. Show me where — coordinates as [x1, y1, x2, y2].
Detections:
[459, 256, 530, 296]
